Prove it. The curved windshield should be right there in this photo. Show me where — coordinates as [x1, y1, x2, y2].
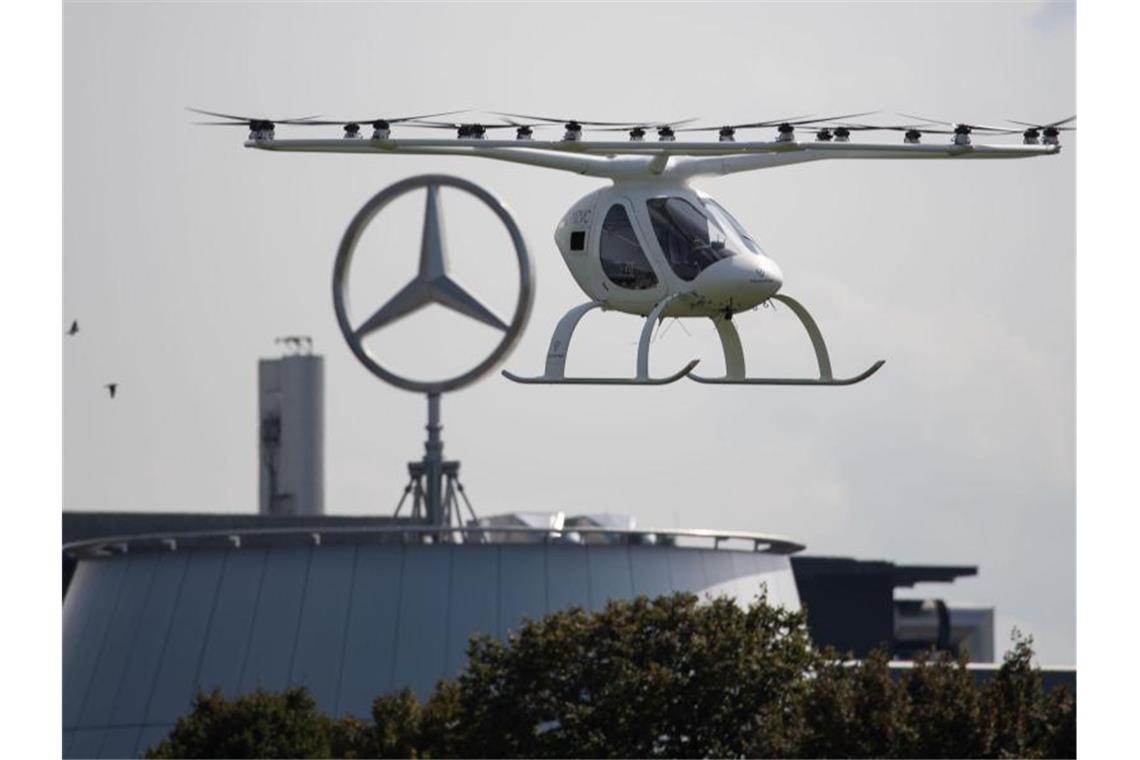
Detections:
[701, 198, 764, 255]
[646, 197, 736, 281]
[599, 204, 658, 290]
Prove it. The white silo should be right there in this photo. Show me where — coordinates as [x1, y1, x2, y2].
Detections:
[258, 338, 324, 515]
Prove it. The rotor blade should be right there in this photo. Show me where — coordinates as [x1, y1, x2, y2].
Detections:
[496, 117, 553, 128]
[186, 107, 322, 124]
[408, 121, 520, 130]
[288, 110, 469, 126]
[355, 280, 434, 337]
[815, 123, 918, 132]
[676, 114, 818, 131]
[187, 107, 254, 121]
[1008, 116, 1076, 129]
[591, 118, 701, 132]
[971, 126, 1024, 134]
[491, 111, 642, 126]
[387, 109, 467, 123]
[783, 111, 879, 126]
[429, 277, 509, 331]
[838, 122, 953, 132]
[895, 112, 1018, 132]
[674, 125, 732, 132]
[896, 112, 950, 126]
[728, 114, 816, 128]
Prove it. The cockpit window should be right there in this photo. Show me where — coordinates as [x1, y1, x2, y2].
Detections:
[701, 198, 764, 255]
[599, 204, 659, 290]
[646, 197, 736, 281]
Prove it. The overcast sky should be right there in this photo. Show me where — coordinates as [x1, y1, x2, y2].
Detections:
[63, 1, 1075, 662]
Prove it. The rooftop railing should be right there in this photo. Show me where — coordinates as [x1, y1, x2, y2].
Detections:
[63, 523, 805, 558]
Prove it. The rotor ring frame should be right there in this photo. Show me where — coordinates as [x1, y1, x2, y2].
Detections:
[333, 174, 533, 394]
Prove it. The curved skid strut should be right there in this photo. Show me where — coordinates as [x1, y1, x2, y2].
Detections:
[689, 294, 885, 386]
[502, 297, 700, 385]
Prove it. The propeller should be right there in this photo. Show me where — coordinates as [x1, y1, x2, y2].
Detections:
[284, 110, 467, 137]
[676, 112, 877, 141]
[810, 121, 951, 143]
[410, 119, 545, 140]
[492, 111, 648, 128]
[801, 122, 912, 142]
[1007, 116, 1075, 129]
[187, 107, 323, 133]
[895, 113, 1023, 135]
[1006, 116, 1075, 144]
[591, 118, 699, 141]
[494, 116, 556, 140]
[491, 111, 652, 140]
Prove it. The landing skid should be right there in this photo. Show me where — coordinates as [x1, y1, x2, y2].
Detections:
[687, 294, 885, 387]
[502, 296, 700, 386]
[689, 361, 885, 386]
[502, 360, 699, 385]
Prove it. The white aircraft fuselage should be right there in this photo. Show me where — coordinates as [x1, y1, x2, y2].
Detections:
[555, 181, 783, 318]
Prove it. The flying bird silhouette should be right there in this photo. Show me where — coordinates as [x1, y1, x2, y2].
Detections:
[105, 383, 118, 399]
[67, 320, 79, 336]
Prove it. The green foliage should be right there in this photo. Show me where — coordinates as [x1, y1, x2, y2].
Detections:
[898, 649, 989, 758]
[368, 689, 422, 758]
[452, 592, 815, 758]
[146, 593, 1075, 759]
[773, 647, 914, 759]
[981, 630, 1077, 760]
[145, 686, 337, 759]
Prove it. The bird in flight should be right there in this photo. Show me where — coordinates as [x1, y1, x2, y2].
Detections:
[105, 383, 118, 399]
[67, 320, 79, 336]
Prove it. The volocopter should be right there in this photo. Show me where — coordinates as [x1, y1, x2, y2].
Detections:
[193, 108, 1072, 386]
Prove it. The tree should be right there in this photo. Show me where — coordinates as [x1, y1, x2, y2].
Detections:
[983, 630, 1077, 759]
[145, 687, 337, 759]
[146, 592, 1075, 758]
[769, 647, 914, 759]
[898, 650, 990, 758]
[450, 591, 816, 758]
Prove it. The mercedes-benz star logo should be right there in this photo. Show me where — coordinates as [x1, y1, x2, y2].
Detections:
[333, 174, 533, 394]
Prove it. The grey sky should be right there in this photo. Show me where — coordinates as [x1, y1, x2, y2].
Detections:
[63, 2, 1075, 662]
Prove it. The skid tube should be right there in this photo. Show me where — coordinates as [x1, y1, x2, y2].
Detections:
[501, 296, 700, 386]
[687, 294, 884, 386]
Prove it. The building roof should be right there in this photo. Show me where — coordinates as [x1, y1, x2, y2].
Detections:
[791, 555, 977, 589]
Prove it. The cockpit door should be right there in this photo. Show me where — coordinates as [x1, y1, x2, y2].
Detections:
[592, 197, 666, 305]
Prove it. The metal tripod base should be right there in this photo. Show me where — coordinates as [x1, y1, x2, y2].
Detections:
[391, 393, 479, 536]
[687, 294, 885, 386]
[502, 297, 700, 385]
[394, 459, 479, 531]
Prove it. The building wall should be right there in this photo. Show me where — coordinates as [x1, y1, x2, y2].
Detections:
[792, 558, 897, 656]
[62, 540, 799, 759]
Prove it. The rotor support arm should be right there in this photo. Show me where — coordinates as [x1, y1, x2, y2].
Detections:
[669, 142, 1059, 179]
[248, 136, 1057, 180]
[249, 139, 623, 177]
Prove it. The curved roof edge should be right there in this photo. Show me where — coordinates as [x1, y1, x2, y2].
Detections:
[63, 523, 805, 558]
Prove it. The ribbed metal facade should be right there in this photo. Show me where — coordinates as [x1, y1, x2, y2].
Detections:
[62, 539, 799, 758]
